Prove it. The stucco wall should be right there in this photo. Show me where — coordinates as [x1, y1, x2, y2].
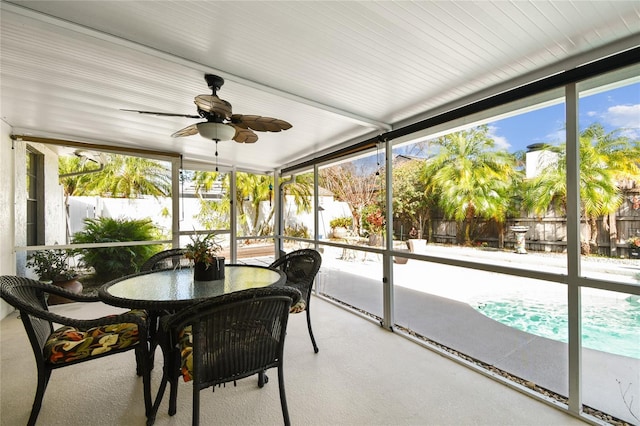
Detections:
[0, 122, 15, 319]
[0, 132, 67, 319]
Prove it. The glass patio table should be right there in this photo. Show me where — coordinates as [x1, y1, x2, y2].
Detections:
[98, 264, 287, 420]
[99, 265, 286, 311]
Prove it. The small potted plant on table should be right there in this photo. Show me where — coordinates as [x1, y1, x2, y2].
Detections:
[27, 248, 83, 304]
[185, 232, 224, 281]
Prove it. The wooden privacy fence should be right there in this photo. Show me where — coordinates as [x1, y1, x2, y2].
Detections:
[424, 192, 640, 258]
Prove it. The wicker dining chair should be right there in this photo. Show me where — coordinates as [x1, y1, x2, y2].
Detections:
[140, 248, 191, 346]
[147, 286, 301, 426]
[141, 248, 191, 272]
[269, 249, 322, 353]
[0, 276, 152, 426]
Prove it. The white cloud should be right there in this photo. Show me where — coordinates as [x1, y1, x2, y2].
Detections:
[486, 125, 511, 150]
[546, 129, 565, 144]
[602, 104, 640, 139]
[603, 104, 640, 128]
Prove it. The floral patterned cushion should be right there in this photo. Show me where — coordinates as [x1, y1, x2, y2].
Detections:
[178, 325, 194, 382]
[290, 299, 306, 314]
[177, 322, 277, 383]
[43, 310, 146, 364]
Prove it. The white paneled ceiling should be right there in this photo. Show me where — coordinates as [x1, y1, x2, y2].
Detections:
[1, 1, 639, 172]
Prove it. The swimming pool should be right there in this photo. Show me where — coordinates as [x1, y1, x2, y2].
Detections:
[471, 293, 640, 359]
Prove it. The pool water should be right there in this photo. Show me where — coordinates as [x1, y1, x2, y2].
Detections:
[472, 294, 640, 359]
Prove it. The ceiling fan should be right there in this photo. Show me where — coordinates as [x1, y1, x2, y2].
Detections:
[122, 74, 292, 144]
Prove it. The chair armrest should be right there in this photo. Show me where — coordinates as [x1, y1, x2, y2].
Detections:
[31, 279, 101, 303]
[26, 307, 149, 334]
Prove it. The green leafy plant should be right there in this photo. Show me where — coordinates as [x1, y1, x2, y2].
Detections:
[284, 224, 310, 238]
[330, 216, 352, 229]
[72, 217, 160, 280]
[184, 232, 222, 267]
[26, 249, 77, 282]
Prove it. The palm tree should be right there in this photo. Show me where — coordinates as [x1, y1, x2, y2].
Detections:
[236, 172, 273, 235]
[192, 171, 313, 237]
[283, 173, 313, 215]
[523, 123, 640, 254]
[424, 125, 518, 245]
[194, 171, 269, 235]
[192, 170, 230, 230]
[84, 154, 171, 198]
[192, 170, 221, 195]
[58, 156, 94, 201]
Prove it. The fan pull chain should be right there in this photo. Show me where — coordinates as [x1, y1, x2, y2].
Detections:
[179, 156, 185, 221]
[375, 142, 380, 176]
[215, 140, 219, 172]
[269, 183, 273, 207]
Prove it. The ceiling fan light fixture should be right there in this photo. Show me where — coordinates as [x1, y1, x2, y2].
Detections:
[196, 122, 236, 141]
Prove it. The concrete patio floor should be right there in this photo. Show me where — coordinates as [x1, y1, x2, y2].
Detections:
[306, 245, 640, 425]
[1, 295, 588, 425]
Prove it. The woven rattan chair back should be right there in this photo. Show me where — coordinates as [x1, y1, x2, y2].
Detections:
[0, 275, 151, 426]
[0, 276, 53, 363]
[141, 248, 191, 272]
[148, 286, 301, 426]
[269, 248, 322, 352]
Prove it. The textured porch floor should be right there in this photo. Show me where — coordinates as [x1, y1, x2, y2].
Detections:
[0, 296, 587, 425]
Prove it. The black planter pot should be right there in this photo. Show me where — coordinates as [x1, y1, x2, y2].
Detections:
[630, 248, 639, 259]
[194, 257, 225, 281]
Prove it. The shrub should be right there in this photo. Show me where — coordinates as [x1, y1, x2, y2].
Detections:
[72, 217, 161, 280]
[330, 216, 352, 229]
[285, 224, 310, 238]
[27, 248, 76, 282]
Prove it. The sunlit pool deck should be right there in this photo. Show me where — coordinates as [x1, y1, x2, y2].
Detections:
[308, 245, 640, 424]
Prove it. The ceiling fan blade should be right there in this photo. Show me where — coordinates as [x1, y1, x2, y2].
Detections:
[194, 95, 232, 118]
[171, 124, 199, 138]
[121, 109, 199, 119]
[231, 114, 292, 132]
[232, 126, 259, 143]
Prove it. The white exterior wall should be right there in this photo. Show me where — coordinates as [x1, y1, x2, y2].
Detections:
[68, 196, 207, 238]
[0, 134, 67, 319]
[525, 149, 559, 179]
[283, 195, 351, 238]
[0, 121, 15, 319]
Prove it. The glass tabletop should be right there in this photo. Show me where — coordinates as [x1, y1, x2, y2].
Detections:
[99, 265, 286, 309]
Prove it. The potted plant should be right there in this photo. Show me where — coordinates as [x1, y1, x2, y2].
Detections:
[329, 216, 352, 238]
[627, 236, 640, 259]
[26, 248, 83, 304]
[364, 209, 385, 246]
[185, 232, 225, 281]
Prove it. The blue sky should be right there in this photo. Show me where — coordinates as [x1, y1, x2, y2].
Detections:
[487, 82, 640, 153]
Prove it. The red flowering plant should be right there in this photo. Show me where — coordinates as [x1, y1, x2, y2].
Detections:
[364, 209, 385, 235]
[627, 236, 640, 249]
